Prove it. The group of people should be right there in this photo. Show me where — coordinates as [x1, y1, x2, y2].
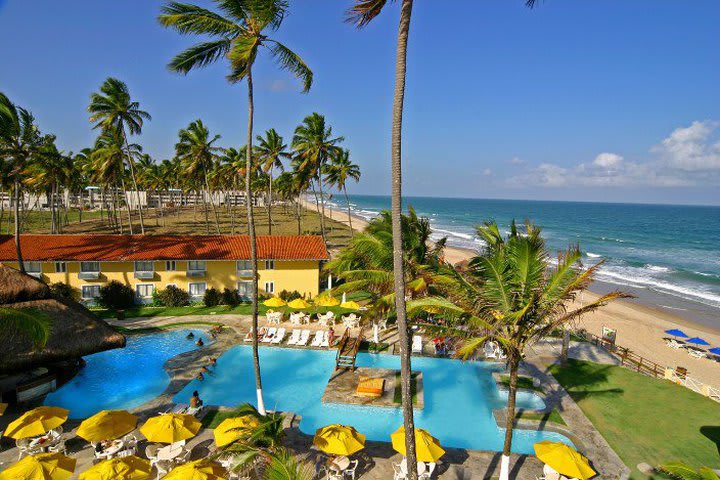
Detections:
[432, 336, 457, 356]
[196, 357, 217, 381]
[186, 331, 205, 347]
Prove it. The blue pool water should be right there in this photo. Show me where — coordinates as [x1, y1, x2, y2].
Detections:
[46, 329, 207, 418]
[174, 346, 570, 453]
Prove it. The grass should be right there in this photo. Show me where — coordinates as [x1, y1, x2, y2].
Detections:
[201, 409, 239, 429]
[500, 375, 542, 392]
[550, 359, 720, 477]
[393, 372, 419, 405]
[112, 320, 225, 334]
[360, 340, 390, 353]
[96, 303, 361, 320]
[515, 409, 566, 426]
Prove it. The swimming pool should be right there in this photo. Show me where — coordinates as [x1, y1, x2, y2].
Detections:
[174, 346, 571, 453]
[46, 329, 208, 418]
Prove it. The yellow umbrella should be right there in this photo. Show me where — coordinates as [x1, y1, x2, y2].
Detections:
[0, 452, 76, 480]
[213, 416, 260, 447]
[77, 410, 138, 442]
[287, 298, 311, 309]
[5, 407, 69, 439]
[391, 427, 445, 463]
[315, 296, 340, 307]
[263, 297, 286, 308]
[534, 441, 596, 480]
[313, 424, 366, 456]
[340, 301, 361, 310]
[79, 456, 151, 480]
[160, 459, 227, 480]
[140, 413, 201, 444]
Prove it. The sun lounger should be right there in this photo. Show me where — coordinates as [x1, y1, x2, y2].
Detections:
[272, 327, 286, 344]
[320, 331, 330, 348]
[298, 329, 311, 346]
[262, 327, 277, 343]
[412, 335, 423, 354]
[311, 331, 324, 347]
[356, 376, 385, 398]
[287, 329, 301, 345]
[484, 342, 498, 359]
[666, 338, 684, 349]
[244, 327, 266, 343]
[688, 349, 707, 359]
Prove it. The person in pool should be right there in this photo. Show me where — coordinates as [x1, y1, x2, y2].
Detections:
[186, 332, 195, 340]
[190, 390, 203, 408]
[209, 357, 217, 367]
[196, 338, 204, 347]
[197, 372, 204, 381]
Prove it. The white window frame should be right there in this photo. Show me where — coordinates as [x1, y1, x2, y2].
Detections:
[237, 280, 252, 299]
[236, 260, 252, 272]
[188, 260, 206, 272]
[265, 260, 275, 270]
[25, 261, 42, 273]
[81, 284, 101, 300]
[189, 282, 207, 297]
[134, 261, 154, 272]
[264, 281, 275, 294]
[80, 261, 100, 273]
[135, 284, 155, 299]
[54, 262, 66, 273]
[165, 260, 176, 271]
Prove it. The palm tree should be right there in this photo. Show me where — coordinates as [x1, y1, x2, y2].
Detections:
[346, 0, 418, 471]
[325, 149, 360, 236]
[291, 113, 344, 243]
[256, 128, 290, 234]
[88, 77, 151, 234]
[159, 0, 312, 415]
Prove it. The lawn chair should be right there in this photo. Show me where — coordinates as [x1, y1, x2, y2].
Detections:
[344, 459, 359, 480]
[311, 331, 324, 347]
[262, 327, 277, 343]
[298, 330, 311, 346]
[666, 338, 684, 349]
[393, 463, 408, 480]
[412, 335, 423, 354]
[318, 311, 335, 327]
[420, 462, 436, 479]
[272, 327, 286, 344]
[47, 435, 68, 455]
[287, 329, 301, 345]
[320, 331, 330, 348]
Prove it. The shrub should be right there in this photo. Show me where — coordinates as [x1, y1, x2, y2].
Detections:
[222, 288, 241, 307]
[203, 287, 222, 307]
[278, 290, 302, 302]
[49, 282, 78, 301]
[156, 285, 190, 307]
[98, 280, 135, 309]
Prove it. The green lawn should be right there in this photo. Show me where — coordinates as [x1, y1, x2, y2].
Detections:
[201, 409, 239, 429]
[550, 359, 720, 477]
[394, 372, 419, 405]
[95, 303, 361, 320]
[515, 409, 566, 426]
[500, 375, 541, 392]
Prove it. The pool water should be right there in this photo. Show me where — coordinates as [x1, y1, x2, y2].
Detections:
[46, 329, 208, 418]
[174, 346, 571, 453]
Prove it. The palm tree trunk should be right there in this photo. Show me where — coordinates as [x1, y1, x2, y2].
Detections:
[316, 172, 327, 242]
[202, 167, 221, 234]
[13, 180, 25, 273]
[501, 355, 520, 480]
[246, 66, 266, 415]
[120, 178, 134, 234]
[296, 198, 301, 235]
[120, 128, 146, 234]
[267, 167, 273, 235]
[391, 1, 418, 477]
[310, 181, 325, 243]
[343, 185, 354, 237]
[561, 329, 570, 365]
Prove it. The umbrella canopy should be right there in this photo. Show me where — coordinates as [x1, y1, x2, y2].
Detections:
[140, 413, 201, 444]
[534, 441, 596, 480]
[340, 301, 361, 311]
[79, 456, 151, 480]
[0, 452, 76, 480]
[313, 424, 366, 456]
[686, 337, 710, 346]
[77, 410, 138, 442]
[6, 407, 69, 439]
[708, 347, 720, 355]
[160, 459, 227, 480]
[213, 416, 260, 447]
[263, 297, 286, 308]
[391, 427, 445, 463]
[315, 296, 340, 307]
[664, 329, 688, 338]
[287, 298, 311, 309]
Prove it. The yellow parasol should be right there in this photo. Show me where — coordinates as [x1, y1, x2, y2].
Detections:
[139, 413, 201, 444]
[287, 298, 311, 309]
[313, 424, 366, 456]
[315, 296, 340, 307]
[79, 456, 151, 480]
[5, 407, 69, 439]
[77, 410, 138, 442]
[0, 452, 76, 480]
[340, 301, 361, 310]
[263, 297, 286, 308]
[160, 459, 228, 480]
[534, 441, 596, 480]
[213, 416, 260, 447]
[391, 427, 445, 463]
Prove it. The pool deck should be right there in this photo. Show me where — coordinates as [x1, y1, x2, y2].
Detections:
[321, 367, 425, 409]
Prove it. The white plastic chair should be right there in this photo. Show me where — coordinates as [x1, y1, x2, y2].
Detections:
[393, 463, 407, 480]
[344, 459, 359, 479]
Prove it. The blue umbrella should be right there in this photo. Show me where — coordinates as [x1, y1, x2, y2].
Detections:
[708, 347, 720, 356]
[686, 337, 710, 346]
[664, 328, 688, 338]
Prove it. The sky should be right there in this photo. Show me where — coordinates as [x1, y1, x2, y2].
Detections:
[1, 0, 719, 206]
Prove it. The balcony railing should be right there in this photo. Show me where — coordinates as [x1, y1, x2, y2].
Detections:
[236, 269, 253, 277]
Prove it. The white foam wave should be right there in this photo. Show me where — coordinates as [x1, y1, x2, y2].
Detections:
[433, 228, 475, 241]
[586, 252, 602, 258]
[645, 264, 670, 273]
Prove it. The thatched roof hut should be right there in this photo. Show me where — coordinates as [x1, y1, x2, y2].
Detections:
[0, 266, 125, 373]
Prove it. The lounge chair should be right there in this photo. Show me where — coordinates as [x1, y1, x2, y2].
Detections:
[262, 327, 277, 343]
[484, 341, 498, 359]
[311, 331, 324, 347]
[666, 338, 684, 349]
[420, 462, 436, 479]
[298, 330, 311, 346]
[287, 329, 301, 345]
[345, 460, 360, 480]
[272, 328, 286, 344]
[244, 327, 266, 343]
[320, 331, 330, 348]
[317, 311, 335, 326]
[412, 335, 423, 354]
[688, 349, 707, 359]
[393, 463, 407, 480]
[356, 376, 384, 398]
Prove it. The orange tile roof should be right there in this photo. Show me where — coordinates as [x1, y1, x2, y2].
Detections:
[0, 235, 329, 262]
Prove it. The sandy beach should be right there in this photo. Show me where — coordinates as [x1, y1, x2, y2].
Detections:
[308, 199, 720, 387]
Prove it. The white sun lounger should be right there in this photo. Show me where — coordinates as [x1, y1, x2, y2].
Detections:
[311, 331, 324, 347]
[262, 327, 277, 343]
[688, 349, 707, 359]
[272, 328, 286, 344]
[666, 338, 684, 349]
[244, 327, 266, 343]
[298, 329, 311, 346]
[320, 331, 330, 348]
[484, 342, 498, 359]
[412, 335, 423, 354]
[287, 329, 301, 345]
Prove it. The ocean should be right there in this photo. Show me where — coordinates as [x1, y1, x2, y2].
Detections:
[327, 195, 720, 329]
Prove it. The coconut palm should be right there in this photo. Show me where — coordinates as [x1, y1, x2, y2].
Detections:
[325, 149, 360, 236]
[88, 77, 150, 234]
[160, 0, 313, 415]
[256, 128, 290, 234]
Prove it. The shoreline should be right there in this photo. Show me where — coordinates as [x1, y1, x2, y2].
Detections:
[307, 198, 720, 387]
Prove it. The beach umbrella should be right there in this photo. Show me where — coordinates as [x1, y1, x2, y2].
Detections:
[77, 410, 138, 442]
[263, 297, 286, 308]
[340, 300, 361, 310]
[160, 459, 227, 480]
[213, 416, 260, 447]
[5, 407, 69, 439]
[534, 441, 596, 480]
[664, 329, 688, 339]
[79, 456, 151, 480]
[686, 337, 710, 347]
[287, 298, 312, 309]
[708, 347, 720, 356]
[313, 424, 366, 456]
[315, 296, 340, 307]
[391, 427, 445, 463]
[140, 413, 201, 444]
[0, 452, 76, 480]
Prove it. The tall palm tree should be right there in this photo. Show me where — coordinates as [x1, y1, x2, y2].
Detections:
[346, 0, 418, 472]
[159, 0, 312, 415]
[256, 128, 290, 234]
[325, 148, 360, 236]
[291, 113, 343, 243]
[88, 77, 150, 234]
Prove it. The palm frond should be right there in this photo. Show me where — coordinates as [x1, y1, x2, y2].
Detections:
[169, 39, 233, 74]
[265, 449, 313, 480]
[346, 0, 391, 28]
[158, 2, 240, 35]
[267, 40, 313, 92]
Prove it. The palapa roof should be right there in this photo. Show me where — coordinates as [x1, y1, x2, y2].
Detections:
[0, 266, 126, 373]
[0, 234, 329, 262]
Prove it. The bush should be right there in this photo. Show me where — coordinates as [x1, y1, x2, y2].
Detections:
[156, 285, 190, 307]
[222, 288, 241, 307]
[278, 290, 303, 302]
[98, 280, 135, 310]
[203, 287, 222, 307]
[49, 282, 78, 301]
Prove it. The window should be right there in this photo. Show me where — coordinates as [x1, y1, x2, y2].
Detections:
[134, 261, 154, 272]
[237, 281, 252, 299]
[189, 282, 206, 297]
[54, 262, 66, 273]
[135, 284, 155, 298]
[236, 260, 252, 272]
[265, 260, 275, 270]
[188, 260, 206, 271]
[81, 285, 101, 300]
[80, 261, 100, 272]
[25, 261, 42, 273]
[264, 281, 275, 294]
[165, 260, 176, 271]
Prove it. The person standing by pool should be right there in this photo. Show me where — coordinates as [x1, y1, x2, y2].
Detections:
[190, 390, 203, 408]
[328, 327, 335, 347]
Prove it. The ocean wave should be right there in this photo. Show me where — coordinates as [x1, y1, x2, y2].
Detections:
[586, 252, 602, 258]
[600, 236, 625, 243]
[645, 264, 671, 273]
[432, 228, 475, 241]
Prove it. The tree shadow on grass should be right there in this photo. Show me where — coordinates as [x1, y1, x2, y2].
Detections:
[550, 359, 624, 401]
[700, 426, 720, 456]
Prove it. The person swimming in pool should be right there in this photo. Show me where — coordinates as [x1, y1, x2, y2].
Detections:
[197, 372, 204, 381]
[186, 332, 195, 340]
[196, 338, 204, 347]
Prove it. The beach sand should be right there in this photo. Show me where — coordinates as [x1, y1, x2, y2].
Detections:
[305, 198, 720, 387]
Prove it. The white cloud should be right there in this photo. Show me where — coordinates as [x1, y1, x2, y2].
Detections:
[593, 153, 623, 169]
[509, 156, 525, 165]
[483, 168, 493, 176]
[652, 121, 720, 171]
